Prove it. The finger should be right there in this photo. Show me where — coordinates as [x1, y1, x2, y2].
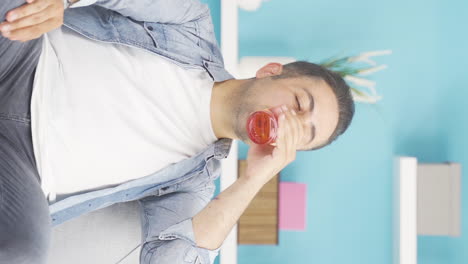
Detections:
[286, 110, 297, 160]
[7, 18, 58, 41]
[290, 109, 304, 149]
[288, 109, 301, 160]
[281, 108, 300, 163]
[269, 104, 287, 147]
[297, 114, 307, 148]
[281, 107, 294, 162]
[1, 6, 54, 33]
[6, 0, 50, 22]
[274, 111, 287, 153]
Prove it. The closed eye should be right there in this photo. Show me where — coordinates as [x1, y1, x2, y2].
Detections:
[295, 95, 301, 111]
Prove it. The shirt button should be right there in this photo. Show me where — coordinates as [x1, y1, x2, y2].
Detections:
[161, 187, 169, 191]
[203, 62, 209, 67]
[147, 26, 154, 31]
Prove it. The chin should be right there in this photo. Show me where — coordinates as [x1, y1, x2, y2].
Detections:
[236, 131, 253, 146]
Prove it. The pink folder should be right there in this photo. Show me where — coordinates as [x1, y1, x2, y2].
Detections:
[278, 182, 307, 230]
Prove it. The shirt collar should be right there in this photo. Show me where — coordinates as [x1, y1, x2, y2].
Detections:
[213, 138, 233, 159]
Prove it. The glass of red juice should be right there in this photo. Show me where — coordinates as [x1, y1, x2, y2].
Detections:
[246, 108, 279, 145]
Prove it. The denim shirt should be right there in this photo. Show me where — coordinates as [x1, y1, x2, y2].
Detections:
[50, 1, 234, 263]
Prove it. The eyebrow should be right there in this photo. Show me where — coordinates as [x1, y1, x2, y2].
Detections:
[301, 87, 316, 147]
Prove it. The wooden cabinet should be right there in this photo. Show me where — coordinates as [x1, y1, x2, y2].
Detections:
[237, 160, 279, 245]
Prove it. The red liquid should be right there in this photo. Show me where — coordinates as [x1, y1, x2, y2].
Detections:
[246, 110, 278, 144]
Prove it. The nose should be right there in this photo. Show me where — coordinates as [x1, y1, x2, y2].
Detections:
[269, 105, 285, 118]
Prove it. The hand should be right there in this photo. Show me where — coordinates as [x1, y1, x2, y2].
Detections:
[244, 105, 304, 186]
[0, 0, 64, 42]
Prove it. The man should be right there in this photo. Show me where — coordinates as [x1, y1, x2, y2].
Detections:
[0, 0, 355, 263]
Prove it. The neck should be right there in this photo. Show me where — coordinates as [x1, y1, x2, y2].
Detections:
[210, 78, 248, 140]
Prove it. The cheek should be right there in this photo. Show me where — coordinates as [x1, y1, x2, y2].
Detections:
[263, 91, 292, 108]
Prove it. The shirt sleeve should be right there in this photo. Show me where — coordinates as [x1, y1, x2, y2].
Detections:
[138, 179, 220, 264]
[66, 0, 210, 24]
[146, 218, 221, 264]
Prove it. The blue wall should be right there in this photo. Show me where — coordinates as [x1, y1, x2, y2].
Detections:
[204, 0, 468, 263]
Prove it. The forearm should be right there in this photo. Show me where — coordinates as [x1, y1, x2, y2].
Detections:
[192, 174, 265, 250]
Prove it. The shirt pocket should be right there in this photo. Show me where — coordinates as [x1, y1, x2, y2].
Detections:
[155, 161, 209, 196]
[143, 21, 163, 48]
[161, 22, 201, 48]
[176, 168, 211, 193]
[144, 21, 207, 65]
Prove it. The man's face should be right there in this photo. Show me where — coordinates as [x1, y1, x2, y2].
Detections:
[232, 73, 340, 151]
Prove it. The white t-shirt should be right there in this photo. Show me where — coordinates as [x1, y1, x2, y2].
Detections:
[31, 27, 218, 203]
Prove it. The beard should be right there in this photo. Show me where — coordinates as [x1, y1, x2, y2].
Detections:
[230, 79, 264, 145]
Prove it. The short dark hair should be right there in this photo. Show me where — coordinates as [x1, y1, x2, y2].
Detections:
[272, 61, 355, 150]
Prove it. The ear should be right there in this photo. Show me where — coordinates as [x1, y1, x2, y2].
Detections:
[255, 63, 283, 79]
